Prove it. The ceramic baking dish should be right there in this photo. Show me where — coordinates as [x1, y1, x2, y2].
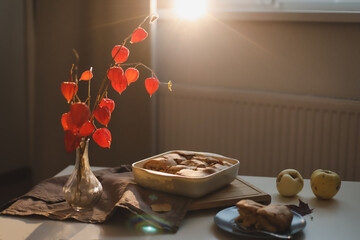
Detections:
[132, 150, 240, 198]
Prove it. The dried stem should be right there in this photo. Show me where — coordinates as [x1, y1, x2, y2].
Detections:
[70, 15, 161, 122]
[86, 67, 93, 106]
[69, 64, 74, 82]
[72, 49, 79, 83]
[71, 49, 80, 103]
[89, 15, 151, 119]
[75, 95, 82, 102]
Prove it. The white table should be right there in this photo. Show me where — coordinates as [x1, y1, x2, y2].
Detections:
[0, 166, 359, 240]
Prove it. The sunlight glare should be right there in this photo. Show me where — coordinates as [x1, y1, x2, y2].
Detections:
[141, 225, 158, 234]
[174, 0, 208, 20]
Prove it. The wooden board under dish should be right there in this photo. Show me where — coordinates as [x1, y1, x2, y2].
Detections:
[189, 176, 271, 211]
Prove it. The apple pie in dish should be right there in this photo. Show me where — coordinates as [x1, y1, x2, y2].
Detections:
[132, 150, 240, 198]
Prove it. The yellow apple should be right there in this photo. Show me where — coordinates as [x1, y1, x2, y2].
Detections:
[276, 169, 304, 197]
[310, 169, 341, 200]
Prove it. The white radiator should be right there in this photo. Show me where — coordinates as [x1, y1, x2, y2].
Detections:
[156, 85, 360, 181]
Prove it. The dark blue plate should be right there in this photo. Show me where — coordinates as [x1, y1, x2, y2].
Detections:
[214, 206, 306, 239]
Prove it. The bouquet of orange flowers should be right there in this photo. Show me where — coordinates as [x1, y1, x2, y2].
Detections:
[60, 15, 171, 153]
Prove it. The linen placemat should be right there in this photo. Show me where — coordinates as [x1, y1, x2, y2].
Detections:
[0, 165, 192, 233]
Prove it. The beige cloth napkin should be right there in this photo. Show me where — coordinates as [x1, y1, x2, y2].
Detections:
[0, 166, 192, 233]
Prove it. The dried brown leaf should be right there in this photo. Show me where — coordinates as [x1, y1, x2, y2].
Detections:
[286, 199, 313, 216]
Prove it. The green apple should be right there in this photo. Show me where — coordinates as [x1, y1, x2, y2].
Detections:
[276, 169, 304, 197]
[310, 169, 341, 200]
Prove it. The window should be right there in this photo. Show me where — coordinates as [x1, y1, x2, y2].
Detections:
[213, 0, 360, 12]
[155, 0, 360, 22]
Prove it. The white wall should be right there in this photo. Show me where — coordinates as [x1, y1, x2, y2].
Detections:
[154, 16, 360, 100]
[0, 1, 28, 174]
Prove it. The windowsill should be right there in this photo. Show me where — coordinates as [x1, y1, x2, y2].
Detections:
[158, 9, 360, 23]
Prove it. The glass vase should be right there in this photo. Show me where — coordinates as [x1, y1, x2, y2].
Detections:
[63, 138, 103, 211]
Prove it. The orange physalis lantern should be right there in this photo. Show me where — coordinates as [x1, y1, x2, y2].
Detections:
[94, 106, 111, 127]
[125, 68, 139, 85]
[111, 45, 129, 63]
[70, 103, 91, 128]
[93, 128, 112, 148]
[145, 77, 159, 97]
[107, 66, 124, 82]
[130, 27, 148, 44]
[107, 66, 127, 94]
[111, 76, 127, 95]
[61, 82, 78, 103]
[61, 112, 74, 132]
[64, 130, 82, 153]
[99, 98, 115, 113]
[79, 69, 93, 81]
[79, 121, 95, 137]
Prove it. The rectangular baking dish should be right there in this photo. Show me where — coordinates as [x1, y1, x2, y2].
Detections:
[132, 150, 240, 198]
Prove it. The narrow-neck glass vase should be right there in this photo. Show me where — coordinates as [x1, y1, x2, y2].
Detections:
[63, 139, 103, 211]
